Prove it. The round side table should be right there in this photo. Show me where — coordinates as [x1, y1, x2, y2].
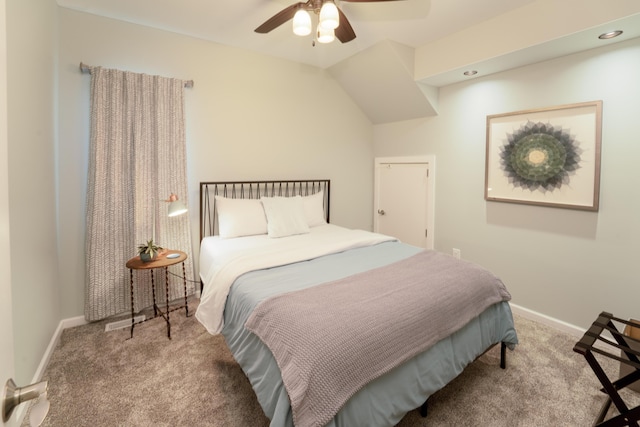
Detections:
[126, 250, 188, 339]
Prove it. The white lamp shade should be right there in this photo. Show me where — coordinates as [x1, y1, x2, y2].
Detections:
[317, 25, 335, 44]
[292, 9, 312, 36]
[168, 199, 188, 217]
[319, 1, 339, 30]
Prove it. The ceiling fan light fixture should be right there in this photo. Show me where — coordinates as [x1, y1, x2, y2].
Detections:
[317, 25, 335, 43]
[293, 9, 312, 36]
[319, 1, 339, 30]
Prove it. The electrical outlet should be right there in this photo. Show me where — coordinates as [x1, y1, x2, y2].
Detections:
[452, 248, 461, 259]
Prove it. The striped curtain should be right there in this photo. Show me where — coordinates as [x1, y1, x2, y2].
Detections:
[85, 67, 194, 321]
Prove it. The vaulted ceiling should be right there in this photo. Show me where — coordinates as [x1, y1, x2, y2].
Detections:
[57, 0, 640, 123]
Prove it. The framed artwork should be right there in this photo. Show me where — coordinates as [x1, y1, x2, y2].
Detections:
[485, 101, 602, 211]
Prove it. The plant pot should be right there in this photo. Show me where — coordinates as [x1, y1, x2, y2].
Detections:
[140, 252, 157, 263]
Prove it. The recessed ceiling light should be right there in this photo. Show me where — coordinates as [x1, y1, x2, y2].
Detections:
[599, 30, 623, 40]
[463, 70, 477, 76]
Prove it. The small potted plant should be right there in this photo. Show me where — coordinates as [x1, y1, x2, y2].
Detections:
[137, 239, 163, 263]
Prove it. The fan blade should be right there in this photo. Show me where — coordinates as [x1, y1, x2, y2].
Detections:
[335, 6, 356, 43]
[255, 2, 306, 34]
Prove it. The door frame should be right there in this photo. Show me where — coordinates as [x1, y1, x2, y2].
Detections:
[374, 156, 435, 249]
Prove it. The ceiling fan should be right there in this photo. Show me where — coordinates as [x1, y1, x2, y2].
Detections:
[255, 0, 403, 44]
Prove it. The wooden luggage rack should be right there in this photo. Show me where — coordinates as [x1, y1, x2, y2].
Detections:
[574, 312, 640, 427]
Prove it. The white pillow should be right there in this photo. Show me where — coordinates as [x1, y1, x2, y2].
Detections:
[261, 196, 310, 238]
[302, 190, 327, 227]
[215, 196, 267, 239]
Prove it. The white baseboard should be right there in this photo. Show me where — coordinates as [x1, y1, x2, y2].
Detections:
[510, 303, 585, 338]
[13, 316, 88, 426]
[34, 315, 87, 382]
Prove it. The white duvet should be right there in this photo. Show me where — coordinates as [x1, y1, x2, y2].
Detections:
[196, 224, 395, 334]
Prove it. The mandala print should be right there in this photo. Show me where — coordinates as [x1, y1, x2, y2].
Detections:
[499, 121, 582, 192]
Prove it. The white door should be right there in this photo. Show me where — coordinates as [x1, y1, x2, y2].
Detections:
[0, 2, 16, 426]
[374, 160, 432, 248]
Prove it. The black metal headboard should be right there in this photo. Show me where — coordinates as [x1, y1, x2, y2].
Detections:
[199, 180, 331, 241]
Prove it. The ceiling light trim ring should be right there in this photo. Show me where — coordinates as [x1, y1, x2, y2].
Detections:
[598, 30, 623, 40]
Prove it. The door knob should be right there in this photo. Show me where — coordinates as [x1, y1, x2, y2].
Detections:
[377, 209, 385, 215]
[2, 378, 49, 425]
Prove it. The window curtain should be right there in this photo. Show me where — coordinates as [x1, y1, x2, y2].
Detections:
[85, 66, 194, 322]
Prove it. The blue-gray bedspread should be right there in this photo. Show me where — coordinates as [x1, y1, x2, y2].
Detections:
[221, 241, 518, 427]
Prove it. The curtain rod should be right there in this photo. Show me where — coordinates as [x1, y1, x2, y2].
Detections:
[79, 62, 194, 88]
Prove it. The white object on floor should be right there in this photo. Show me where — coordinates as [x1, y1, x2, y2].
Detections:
[29, 392, 49, 427]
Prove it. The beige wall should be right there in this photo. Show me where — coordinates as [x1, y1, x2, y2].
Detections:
[0, 1, 17, 419]
[56, 8, 374, 320]
[374, 37, 640, 329]
[6, 1, 59, 385]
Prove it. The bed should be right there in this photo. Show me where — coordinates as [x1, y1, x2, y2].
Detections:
[196, 179, 518, 427]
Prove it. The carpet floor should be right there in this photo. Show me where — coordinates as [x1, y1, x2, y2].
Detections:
[23, 301, 640, 426]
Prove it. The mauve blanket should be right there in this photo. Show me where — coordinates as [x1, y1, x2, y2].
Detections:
[245, 250, 512, 427]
